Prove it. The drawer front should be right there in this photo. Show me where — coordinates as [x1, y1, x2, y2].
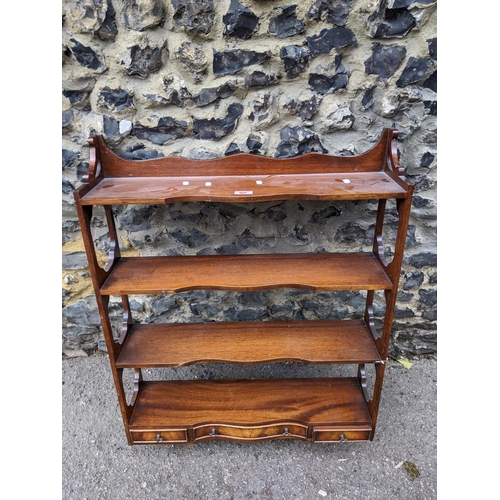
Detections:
[194, 423, 308, 442]
[130, 429, 188, 444]
[313, 428, 371, 443]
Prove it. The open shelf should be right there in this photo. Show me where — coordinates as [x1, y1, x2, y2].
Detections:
[116, 320, 382, 368]
[79, 171, 408, 205]
[101, 253, 392, 295]
[128, 377, 372, 443]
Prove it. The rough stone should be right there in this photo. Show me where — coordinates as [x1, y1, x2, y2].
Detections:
[246, 92, 280, 130]
[159, 74, 192, 107]
[103, 115, 119, 138]
[420, 151, 434, 167]
[427, 37, 437, 60]
[323, 105, 355, 131]
[279, 45, 310, 79]
[361, 85, 376, 110]
[172, 0, 215, 35]
[150, 296, 177, 316]
[65, 0, 108, 34]
[193, 102, 244, 140]
[423, 70, 436, 92]
[418, 289, 437, 307]
[121, 145, 164, 160]
[306, 0, 353, 26]
[62, 76, 95, 108]
[121, 42, 165, 78]
[364, 43, 406, 82]
[213, 49, 272, 75]
[176, 42, 208, 82]
[408, 252, 437, 268]
[268, 5, 304, 39]
[226, 131, 269, 156]
[423, 99, 437, 116]
[122, 0, 164, 31]
[97, 87, 134, 113]
[396, 57, 432, 87]
[69, 39, 107, 72]
[131, 116, 188, 145]
[275, 126, 327, 158]
[63, 297, 100, 326]
[371, 6, 416, 38]
[308, 55, 348, 94]
[191, 81, 238, 107]
[403, 271, 424, 290]
[284, 95, 322, 124]
[98, 0, 118, 39]
[244, 70, 280, 88]
[62, 149, 80, 171]
[306, 27, 357, 57]
[223, 0, 258, 40]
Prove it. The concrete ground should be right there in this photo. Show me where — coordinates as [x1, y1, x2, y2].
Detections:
[62, 354, 437, 500]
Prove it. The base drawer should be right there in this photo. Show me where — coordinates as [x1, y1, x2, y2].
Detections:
[313, 427, 372, 443]
[130, 429, 188, 444]
[194, 423, 308, 442]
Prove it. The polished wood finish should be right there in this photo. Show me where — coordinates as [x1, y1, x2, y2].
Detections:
[116, 320, 382, 368]
[73, 128, 413, 445]
[128, 378, 372, 444]
[100, 253, 392, 295]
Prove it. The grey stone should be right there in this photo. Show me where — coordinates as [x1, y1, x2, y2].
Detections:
[191, 81, 238, 107]
[422, 308, 437, 321]
[103, 114, 119, 137]
[62, 149, 80, 170]
[403, 271, 424, 290]
[98, 0, 118, 39]
[246, 92, 279, 130]
[275, 125, 327, 158]
[306, 27, 357, 57]
[364, 43, 406, 81]
[427, 37, 437, 60]
[170, 228, 208, 247]
[284, 95, 322, 124]
[150, 296, 177, 315]
[268, 5, 304, 38]
[279, 45, 310, 79]
[121, 144, 164, 160]
[66, 0, 108, 34]
[159, 75, 192, 107]
[190, 302, 221, 317]
[223, 0, 258, 40]
[418, 289, 437, 307]
[116, 206, 156, 231]
[131, 116, 188, 145]
[423, 71, 436, 92]
[244, 70, 280, 88]
[372, 7, 416, 38]
[361, 85, 376, 110]
[306, 0, 353, 26]
[69, 39, 107, 72]
[193, 102, 243, 140]
[122, 43, 164, 78]
[62, 76, 96, 108]
[408, 252, 437, 268]
[63, 297, 100, 326]
[308, 206, 342, 224]
[323, 105, 355, 131]
[97, 87, 134, 112]
[308, 56, 348, 94]
[213, 49, 272, 75]
[171, 0, 215, 35]
[62, 252, 89, 270]
[62, 110, 74, 128]
[420, 152, 434, 168]
[122, 0, 164, 31]
[396, 57, 432, 87]
[334, 222, 367, 245]
[176, 42, 208, 82]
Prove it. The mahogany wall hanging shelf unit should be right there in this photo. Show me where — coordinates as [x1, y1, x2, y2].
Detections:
[73, 128, 413, 445]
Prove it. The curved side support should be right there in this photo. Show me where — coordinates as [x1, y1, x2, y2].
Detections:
[373, 199, 389, 269]
[385, 129, 405, 176]
[357, 364, 371, 402]
[103, 206, 121, 273]
[130, 369, 143, 407]
[82, 136, 103, 184]
[119, 295, 133, 344]
[364, 292, 381, 341]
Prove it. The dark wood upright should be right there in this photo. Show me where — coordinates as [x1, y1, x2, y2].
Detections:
[73, 128, 413, 445]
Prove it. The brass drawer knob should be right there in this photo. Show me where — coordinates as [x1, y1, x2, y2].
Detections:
[339, 434, 347, 443]
[156, 433, 163, 443]
[283, 427, 291, 436]
[210, 428, 217, 437]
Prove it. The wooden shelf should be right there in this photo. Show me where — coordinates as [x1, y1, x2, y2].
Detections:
[101, 253, 392, 295]
[79, 171, 407, 205]
[128, 377, 372, 443]
[116, 320, 382, 368]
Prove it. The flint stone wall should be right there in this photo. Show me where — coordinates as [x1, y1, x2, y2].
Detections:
[62, 0, 437, 359]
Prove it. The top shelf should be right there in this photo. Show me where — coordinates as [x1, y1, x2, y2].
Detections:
[79, 171, 407, 205]
[75, 128, 411, 205]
